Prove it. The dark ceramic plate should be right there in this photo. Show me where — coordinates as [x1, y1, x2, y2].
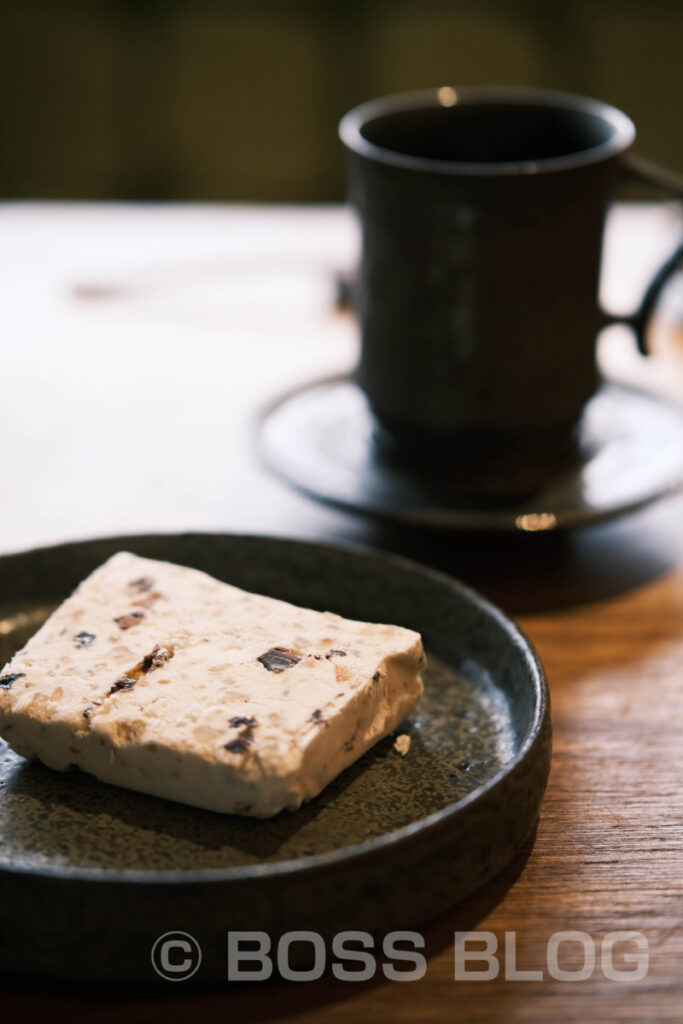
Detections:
[258, 376, 683, 531]
[0, 534, 550, 983]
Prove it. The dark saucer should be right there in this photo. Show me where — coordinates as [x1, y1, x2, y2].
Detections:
[258, 375, 683, 531]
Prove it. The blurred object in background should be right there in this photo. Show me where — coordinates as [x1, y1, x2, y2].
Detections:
[0, 0, 682, 201]
[598, 200, 683, 400]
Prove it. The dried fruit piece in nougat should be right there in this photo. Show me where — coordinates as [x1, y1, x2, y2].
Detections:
[0, 552, 425, 817]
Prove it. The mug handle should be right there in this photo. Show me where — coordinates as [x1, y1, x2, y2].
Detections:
[602, 152, 683, 356]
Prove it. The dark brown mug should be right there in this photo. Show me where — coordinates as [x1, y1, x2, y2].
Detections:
[339, 87, 683, 464]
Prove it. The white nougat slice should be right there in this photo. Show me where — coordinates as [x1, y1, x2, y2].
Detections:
[0, 552, 425, 817]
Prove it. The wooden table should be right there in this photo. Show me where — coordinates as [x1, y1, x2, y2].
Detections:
[1, 203, 683, 1021]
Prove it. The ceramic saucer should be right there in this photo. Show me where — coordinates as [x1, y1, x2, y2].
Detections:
[258, 375, 683, 531]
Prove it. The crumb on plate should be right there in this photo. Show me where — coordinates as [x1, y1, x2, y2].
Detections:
[394, 734, 411, 756]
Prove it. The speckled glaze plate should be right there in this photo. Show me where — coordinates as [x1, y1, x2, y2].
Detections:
[0, 534, 550, 982]
[258, 376, 683, 531]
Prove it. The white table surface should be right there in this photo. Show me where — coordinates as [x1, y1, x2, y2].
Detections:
[1, 201, 681, 557]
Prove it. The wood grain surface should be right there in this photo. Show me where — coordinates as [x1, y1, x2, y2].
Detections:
[1, 204, 682, 1022]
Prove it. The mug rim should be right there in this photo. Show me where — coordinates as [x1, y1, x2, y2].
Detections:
[339, 85, 636, 176]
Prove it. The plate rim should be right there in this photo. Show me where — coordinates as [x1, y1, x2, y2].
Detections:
[0, 530, 550, 886]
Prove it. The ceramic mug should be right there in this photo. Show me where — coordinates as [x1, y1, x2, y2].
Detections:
[339, 87, 683, 463]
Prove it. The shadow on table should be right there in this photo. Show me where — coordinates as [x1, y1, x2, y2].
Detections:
[350, 495, 683, 616]
[0, 828, 536, 1022]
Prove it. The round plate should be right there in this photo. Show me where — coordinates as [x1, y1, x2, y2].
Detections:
[0, 534, 550, 982]
[258, 376, 683, 531]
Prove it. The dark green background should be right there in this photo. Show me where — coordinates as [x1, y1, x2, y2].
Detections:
[1, 0, 681, 200]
